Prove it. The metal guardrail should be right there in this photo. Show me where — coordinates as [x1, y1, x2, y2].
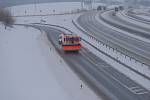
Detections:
[15, 22, 150, 81]
[98, 11, 150, 67]
[71, 20, 150, 81]
[15, 22, 150, 100]
[31, 23, 116, 100]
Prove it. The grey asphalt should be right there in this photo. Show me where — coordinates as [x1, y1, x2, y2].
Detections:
[34, 25, 150, 100]
[127, 11, 150, 24]
[101, 10, 150, 39]
[77, 11, 150, 67]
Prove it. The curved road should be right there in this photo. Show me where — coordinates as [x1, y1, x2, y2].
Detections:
[78, 11, 150, 67]
[126, 10, 150, 24]
[100, 10, 150, 39]
[32, 25, 150, 100]
[3, 1, 150, 99]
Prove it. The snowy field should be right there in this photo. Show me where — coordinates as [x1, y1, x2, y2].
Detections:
[8, 2, 102, 16]
[0, 25, 74, 100]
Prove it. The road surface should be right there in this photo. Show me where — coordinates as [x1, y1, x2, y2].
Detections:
[100, 10, 150, 39]
[78, 11, 150, 67]
[34, 25, 150, 100]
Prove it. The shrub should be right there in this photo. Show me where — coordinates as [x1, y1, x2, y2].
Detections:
[0, 8, 15, 27]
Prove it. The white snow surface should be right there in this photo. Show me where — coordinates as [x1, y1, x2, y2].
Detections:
[0, 25, 70, 100]
[9, 2, 102, 16]
[0, 24, 100, 100]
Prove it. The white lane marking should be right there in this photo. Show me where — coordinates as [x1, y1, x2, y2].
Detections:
[129, 86, 150, 94]
[81, 50, 110, 68]
[136, 91, 149, 95]
[130, 86, 139, 89]
[81, 53, 133, 92]
[81, 53, 150, 95]
[102, 68, 150, 95]
[133, 88, 145, 92]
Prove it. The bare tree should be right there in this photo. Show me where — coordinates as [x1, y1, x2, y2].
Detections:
[0, 8, 15, 28]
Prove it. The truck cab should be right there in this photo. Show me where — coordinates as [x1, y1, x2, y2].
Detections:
[58, 33, 82, 52]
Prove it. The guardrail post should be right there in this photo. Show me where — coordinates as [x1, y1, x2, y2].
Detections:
[141, 63, 144, 66]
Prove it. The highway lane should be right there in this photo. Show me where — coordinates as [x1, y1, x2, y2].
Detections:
[78, 12, 150, 67]
[101, 11, 150, 39]
[100, 10, 150, 39]
[126, 11, 150, 24]
[101, 10, 150, 36]
[117, 11, 150, 30]
[34, 25, 150, 100]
